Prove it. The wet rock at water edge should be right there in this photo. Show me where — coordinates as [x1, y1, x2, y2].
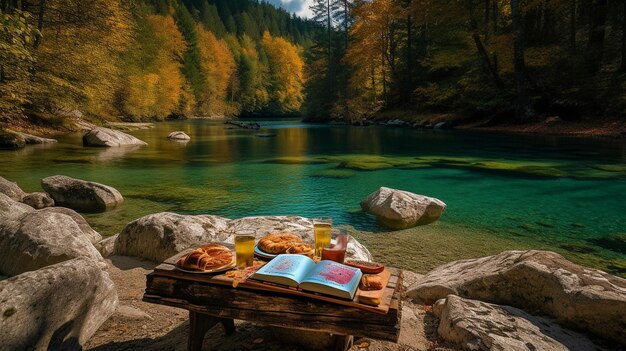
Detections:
[21, 192, 55, 209]
[82, 127, 147, 147]
[0, 176, 26, 201]
[434, 295, 599, 351]
[167, 131, 191, 141]
[0, 130, 25, 149]
[0, 257, 118, 350]
[407, 250, 626, 344]
[360, 187, 446, 230]
[12, 131, 57, 144]
[41, 175, 124, 212]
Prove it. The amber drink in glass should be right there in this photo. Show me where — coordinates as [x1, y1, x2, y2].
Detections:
[234, 229, 255, 269]
[313, 217, 332, 257]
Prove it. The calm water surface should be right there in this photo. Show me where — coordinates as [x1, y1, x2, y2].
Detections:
[1, 120, 624, 275]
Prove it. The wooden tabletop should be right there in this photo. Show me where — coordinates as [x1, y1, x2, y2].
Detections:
[144, 248, 403, 342]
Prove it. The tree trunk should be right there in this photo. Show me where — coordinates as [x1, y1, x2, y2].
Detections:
[33, 0, 45, 48]
[587, 0, 607, 73]
[492, 0, 498, 33]
[469, 0, 503, 89]
[485, 0, 490, 38]
[622, 0, 626, 71]
[511, 0, 532, 121]
[406, 14, 413, 102]
[343, 0, 349, 51]
[327, 0, 332, 61]
[570, 0, 577, 53]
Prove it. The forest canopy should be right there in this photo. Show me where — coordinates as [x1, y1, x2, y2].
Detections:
[0, 0, 311, 124]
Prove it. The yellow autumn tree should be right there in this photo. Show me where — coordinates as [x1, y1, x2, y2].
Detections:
[121, 14, 187, 120]
[196, 26, 237, 116]
[261, 31, 305, 113]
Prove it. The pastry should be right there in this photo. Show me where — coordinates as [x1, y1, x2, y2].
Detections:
[178, 243, 233, 271]
[258, 233, 303, 254]
[344, 260, 385, 274]
[359, 274, 384, 291]
[286, 243, 314, 256]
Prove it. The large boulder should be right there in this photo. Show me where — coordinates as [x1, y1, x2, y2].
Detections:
[115, 212, 231, 262]
[0, 209, 105, 276]
[0, 175, 26, 201]
[41, 175, 124, 212]
[407, 250, 626, 344]
[0, 257, 118, 350]
[227, 216, 372, 261]
[360, 187, 446, 229]
[433, 295, 598, 351]
[167, 131, 191, 141]
[0, 193, 33, 222]
[21, 192, 55, 209]
[38, 206, 102, 244]
[82, 127, 147, 147]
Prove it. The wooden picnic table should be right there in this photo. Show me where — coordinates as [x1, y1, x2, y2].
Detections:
[143, 248, 403, 351]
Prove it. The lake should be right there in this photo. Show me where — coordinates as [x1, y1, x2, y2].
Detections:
[1, 119, 624, 275]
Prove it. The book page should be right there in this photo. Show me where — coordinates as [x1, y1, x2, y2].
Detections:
[301, 260, 362, 296]
[253, 254, 315, 286]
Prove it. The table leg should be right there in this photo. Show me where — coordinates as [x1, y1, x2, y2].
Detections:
[332, 334, 353, 351]
[188, 311, 218, 351]
[220, 318, 236, 335]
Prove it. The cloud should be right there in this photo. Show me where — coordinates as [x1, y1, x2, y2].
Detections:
[265, 0, 315, 18]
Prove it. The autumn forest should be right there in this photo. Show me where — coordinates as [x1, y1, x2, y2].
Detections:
[2, 0, 626, 127]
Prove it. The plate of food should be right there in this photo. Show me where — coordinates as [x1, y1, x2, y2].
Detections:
[176, 243, 236, 273]
[255, 233, 313, 258]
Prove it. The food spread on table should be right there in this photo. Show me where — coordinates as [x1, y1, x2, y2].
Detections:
[176, 243, 234, 272]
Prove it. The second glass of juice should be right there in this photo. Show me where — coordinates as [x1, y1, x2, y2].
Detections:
[234, 229, 256, 269]
[313, 217, 332, 257]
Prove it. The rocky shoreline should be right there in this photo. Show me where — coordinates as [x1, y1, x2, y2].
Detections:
[1, 175, 625, 350]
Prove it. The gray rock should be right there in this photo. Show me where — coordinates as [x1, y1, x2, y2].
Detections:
[434, 295, 599, 351]
[0, 175, 26, 201]
[21, 192, 55, 209]
[360, 187, 446, 229]
[433, 122, 447, 129]
[0, 257, 118, 350]
[115, 212, 230, 262]
[408, 250, 626, 344]
[167, 131, 191, 140]
[82, 127, 147, 147]
[0, 193, 33, 222]
[0, 130, 25, 149]
[12, 131, 57, 144]
[0, 210, 105, 276]
[41, 175, 124, 212]
[38, 206, 102, 244]
[94, 234, 118, 257]
[113, 305, 153, 322]
[227, 216, 372, 261]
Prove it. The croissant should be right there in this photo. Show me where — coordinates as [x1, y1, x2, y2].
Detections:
[178, 243, 233, 271]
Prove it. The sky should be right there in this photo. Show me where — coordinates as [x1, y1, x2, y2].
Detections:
[266, 0, 314, 19]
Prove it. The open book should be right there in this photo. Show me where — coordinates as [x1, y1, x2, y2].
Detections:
[251, 254, 363, 300]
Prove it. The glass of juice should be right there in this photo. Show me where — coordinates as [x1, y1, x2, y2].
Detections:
[322, 228, 348, 263]
[234, 229, 256, 269]
[313, 217, 332, 258]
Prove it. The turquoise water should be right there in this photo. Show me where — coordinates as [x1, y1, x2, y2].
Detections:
[1, 120, 624, 275]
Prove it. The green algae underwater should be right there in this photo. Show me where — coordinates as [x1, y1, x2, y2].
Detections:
[0, 120, 624, 276]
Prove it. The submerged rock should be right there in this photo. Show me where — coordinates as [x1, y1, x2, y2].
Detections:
[407, 250, 626, 344]
[21, 192, 55, 209]
[0, 257, 118, 350]
[434, 295, 598, 351]
[360, 187, 446, 229]
[115, 212, 231, 262]
[167, 131, 190, 140]
[0, 175, 26, 201]
[82, 127, 147, 147]
[41, 175, 124, 212]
